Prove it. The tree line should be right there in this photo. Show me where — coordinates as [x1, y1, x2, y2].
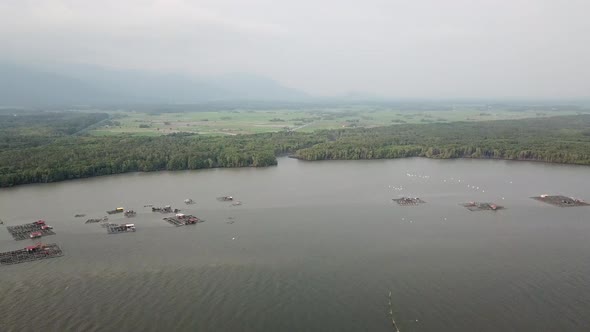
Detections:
[1, 113, 590, 187]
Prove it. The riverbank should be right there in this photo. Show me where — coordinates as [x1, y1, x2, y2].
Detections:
[2, 114, 589, 187]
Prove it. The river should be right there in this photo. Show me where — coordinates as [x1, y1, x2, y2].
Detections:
[1, 157, 589, 331]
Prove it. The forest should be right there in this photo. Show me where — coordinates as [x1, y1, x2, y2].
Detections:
[1, 111, 589, 187]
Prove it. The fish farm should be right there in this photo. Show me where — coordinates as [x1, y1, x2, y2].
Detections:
[151, 206, 180, 213]
[0, 243, 63, 265]
[6, 220, 56, 241]
[106, 223, 136, 234]
[461, 202, 504, 211]
[531, 195, 589, 207]
[124, 210, 137, 217]
[163, 214, 203, 226]
[106, 207, 124, 214]
[86, 217, 108, 224]
[392, 197, 426, 206]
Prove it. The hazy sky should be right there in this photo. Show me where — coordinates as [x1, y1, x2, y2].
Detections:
[1, 0, 589, 98]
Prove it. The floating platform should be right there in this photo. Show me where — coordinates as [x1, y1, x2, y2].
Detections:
[392, 197, 425, 206]
[461, 202, 504, 211]
[532, 195, 589, 207]
[163, 214, 203, 227]
[106, 224, 136, 234]
[6, 221, 56, 241]
[124, 210, 137, 218]
[106, 208, 124, 214]
[152, 206, 180, 214]
[86, 217, 108, 224]
[0, 243, 63, 265]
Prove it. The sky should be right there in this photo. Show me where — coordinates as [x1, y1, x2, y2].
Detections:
[1, 0, 589, 98]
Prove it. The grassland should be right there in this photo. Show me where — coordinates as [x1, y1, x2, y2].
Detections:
[89, 105, 588, 137]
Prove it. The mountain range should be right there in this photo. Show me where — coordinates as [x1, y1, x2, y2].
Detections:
[0, 64, 309, 106]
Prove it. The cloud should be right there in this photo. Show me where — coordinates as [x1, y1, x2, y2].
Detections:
[1, 0, 589, 98]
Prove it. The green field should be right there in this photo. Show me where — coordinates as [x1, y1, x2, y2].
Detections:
[88, 105, 588, 137]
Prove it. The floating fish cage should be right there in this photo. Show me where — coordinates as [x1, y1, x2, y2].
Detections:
[0, 243, 63, 265]
[6, 222, 56, 241]
[106, 224, 136, 234]
[392, 197, 426, 206]
[531, 195, 589, 207]
[86, 217, 108, 224]
[163, 214, 203, 227]
[151, 206, 180, 214]
[124, 210, 137, 217]
[461, 202, 504, 211]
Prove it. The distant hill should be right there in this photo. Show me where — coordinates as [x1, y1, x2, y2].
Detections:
[0, 64, 309, 106]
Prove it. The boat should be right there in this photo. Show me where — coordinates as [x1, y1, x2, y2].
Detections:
[184, 198, 195, 204]
[218, 196, 233, 201]
[106, 207, 125, 214]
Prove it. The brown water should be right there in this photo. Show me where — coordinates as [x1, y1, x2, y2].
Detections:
[1, 157, 589, 332]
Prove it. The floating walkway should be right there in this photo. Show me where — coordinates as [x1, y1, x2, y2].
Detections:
[163, 214, 203, 227]
[461, 202, 504, 211]
[392, 197, 425, 206]
[6, 221, 56, 241]
[0, 243, 63, 265]
[532, 195, 589, 207]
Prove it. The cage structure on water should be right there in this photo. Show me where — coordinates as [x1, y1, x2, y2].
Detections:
[86, 216, 108, 224]
[392, 197, 425, 206]
[106, 207, 124, 214]
[152, 205, 180, 214]
[124, 210, 137, 218]
[106, 223, 136, 234]
[461, 202, 504, 211]
[0, 243, 63, 265]
[6, 220, 56, 241]
[163, 214, 203, 227]
[531, 195, 589, 207]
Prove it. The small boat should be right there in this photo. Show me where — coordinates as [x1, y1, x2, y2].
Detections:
[184, 198, 195, 204]
[218, 196, 233, 201]
[74, 214, 86, 218]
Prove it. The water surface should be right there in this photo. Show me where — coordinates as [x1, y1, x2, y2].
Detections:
[1, 157, 589, 331]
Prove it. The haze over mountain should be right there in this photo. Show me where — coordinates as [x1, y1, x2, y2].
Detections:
[0, 64, 309, 106]
[1, 1, 589, 102]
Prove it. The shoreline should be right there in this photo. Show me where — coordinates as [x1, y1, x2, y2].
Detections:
[2, 154, 589, 189]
